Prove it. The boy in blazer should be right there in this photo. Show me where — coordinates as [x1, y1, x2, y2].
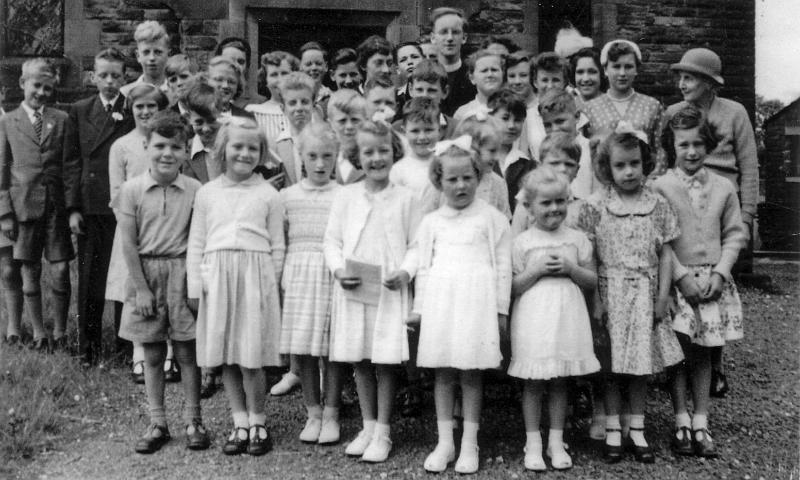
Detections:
[65, 48, 135, 365]
[0, 59, 74, 351]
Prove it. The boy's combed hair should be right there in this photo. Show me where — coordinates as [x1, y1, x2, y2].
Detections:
[531, 52, 568, 83]
[278, 71, 316, 99]
[357, 119, 404, 163]
[356, 35, 394, 72]
[95, 47, 127, 66]
[165, 54, 198, 77]
[430, 7, 468, 30]
[466, 49, 505, 74]
[215, 37, 251, 67]
[125, 83, 169, 111]
[393, 41, 423, 61]
[454, 115, 502, 148]
[480, 35, 520, 54]
[594, 128, 654, 185]
[402, 96, 440, 125]
[326, 88, 366, 119]
[540, 131, 582, 163]
[409, 59, 448, 90]
[363, 73, 395, 95]
[520, 165, 571, 204]
[145, 110, 191, 143]
[261, 51, 300, 71]
[330, 48, 358, 69]
[429, 146, 482, 190]
[660, 104, 718, 168]
[537, 89, 577, 117]
[488, 88, 527, 120]
[207, 55, 243, 98]
[183, 79, 218, 119]
[297, 121, 340, 154]
[299, 41, 327, 61]
[213, 117, 270, 172]
[134, 21, 169, 44]
[20, 58, 56, 81]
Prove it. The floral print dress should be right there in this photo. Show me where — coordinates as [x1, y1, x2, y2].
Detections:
[578, 186, 684, 375]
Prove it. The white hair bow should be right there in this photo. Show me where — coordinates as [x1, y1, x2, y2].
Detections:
[614, 120, 649, 144]
[371, 108, 396, 124]
[433, 135, 473, 156]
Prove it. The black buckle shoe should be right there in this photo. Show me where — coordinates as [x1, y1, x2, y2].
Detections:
[625, 427, 655, 463]
[671, 426, 694, 456]
[603, 428, 623, 463]
[135, 424, 171, 454]
[185, 420, 211, 450]
[692, 428, 719, 458]
[248, 424, 272, 456]
[222, 427, 249, 455]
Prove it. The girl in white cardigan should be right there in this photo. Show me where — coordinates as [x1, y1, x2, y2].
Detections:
[323, 120, 420, 463]
[187, 118, 285, 457]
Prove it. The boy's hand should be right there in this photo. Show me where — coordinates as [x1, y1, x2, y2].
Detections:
[0, 217, 17, 241]
[703, 272, 725, 302]
[334, 268, 361, 290]
[677, 275, 702, 306]
[383, 270, 410, 290]
[405, 313, 421, 332]
[187, 298, 199, 315]
[135, 287, 156, 317]
[69, 212, 84, 235]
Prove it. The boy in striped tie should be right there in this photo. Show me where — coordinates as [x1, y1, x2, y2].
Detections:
[0, 58, 74, 351]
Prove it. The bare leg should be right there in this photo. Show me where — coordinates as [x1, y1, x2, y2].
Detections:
[20, 261, 45, 340]
[522, 379, 546, 470]
[49, 261, 70, 339]
[172, 340, 201, 423]
[1, 250, 22, 340]
[547, 379, 572, 468]
[455, 369, 483, 473]
[423, 368, 457, 472]
[142, 341, 168, 425]
[375, 364, 397, 425]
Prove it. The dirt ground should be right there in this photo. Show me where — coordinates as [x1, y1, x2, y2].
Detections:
[2, 260, 799, 480]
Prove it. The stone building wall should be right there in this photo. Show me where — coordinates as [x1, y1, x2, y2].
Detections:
[0, 0, 755, 120]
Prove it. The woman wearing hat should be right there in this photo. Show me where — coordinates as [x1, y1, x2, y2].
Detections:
[664, 47, 758, 401]
[583, 40, 664, 157]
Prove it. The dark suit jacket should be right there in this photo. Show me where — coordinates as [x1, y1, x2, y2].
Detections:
[64, 94, 134, 215]
[0, 106, 73, 221]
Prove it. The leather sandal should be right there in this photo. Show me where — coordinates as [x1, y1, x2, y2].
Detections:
[222, 427, 249, 455]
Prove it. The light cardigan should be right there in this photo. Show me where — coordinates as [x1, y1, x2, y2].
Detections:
[323, 182, 420, 275]
[187, 174, 285, 298]
[664, 96, 758, 223]
[652, 168, 746, 281]
[403, 199, 512, 316]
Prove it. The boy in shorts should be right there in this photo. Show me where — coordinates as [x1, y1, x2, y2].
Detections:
[116, 110, 208, 453]
[0, 58, 73, 350]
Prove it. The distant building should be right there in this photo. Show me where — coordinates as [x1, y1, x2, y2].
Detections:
[761, 98, 800, 251]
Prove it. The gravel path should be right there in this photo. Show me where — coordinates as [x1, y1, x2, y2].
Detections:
[7, 261, 799, 480]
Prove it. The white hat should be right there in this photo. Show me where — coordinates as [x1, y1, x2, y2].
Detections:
[554, 26, 594, 59]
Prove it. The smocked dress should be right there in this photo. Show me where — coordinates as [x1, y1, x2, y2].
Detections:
[508, 225, 600, 380]
[187, 175, 285, 369]
[410, 199, 512, 370]
[105, 130, 149, 302]
[324, 183, 420, 364]
[578, 186, 684, 375]
[278, 180, 339, 356]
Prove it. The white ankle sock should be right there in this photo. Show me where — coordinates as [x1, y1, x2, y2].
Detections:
[605, 415, 621, 446]
[437, 420, 454, 446]
[675, 412, 691, 429]
[373, 422, 390, 439]
[249, 411, 267, 426]
[548, 429, 565, 451]
[362, 419, 376, 435]
[461, 421, 479, 446]
[629, 414, 647, 447]
[526, 430, 542, 446]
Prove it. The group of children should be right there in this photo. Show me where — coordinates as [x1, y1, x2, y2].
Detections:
[0, 7, 750, 475]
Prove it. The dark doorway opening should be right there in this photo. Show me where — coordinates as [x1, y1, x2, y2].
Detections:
[537, 0, 593, 53]
[255, 8, 394, 60]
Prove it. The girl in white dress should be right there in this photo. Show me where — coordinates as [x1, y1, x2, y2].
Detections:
[509, 167, 600, 471]
[323, 120, 419, 463]
[402, 136, 512, 474]
[187, 117, 284, 457]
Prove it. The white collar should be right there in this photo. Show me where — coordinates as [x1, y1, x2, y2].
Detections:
[276, 128, 294, 143]
[100, 94, 120, 110]
[501, 148, 528, 174]
[190, 134, 211, 157]
[20, 102, 43, 123]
